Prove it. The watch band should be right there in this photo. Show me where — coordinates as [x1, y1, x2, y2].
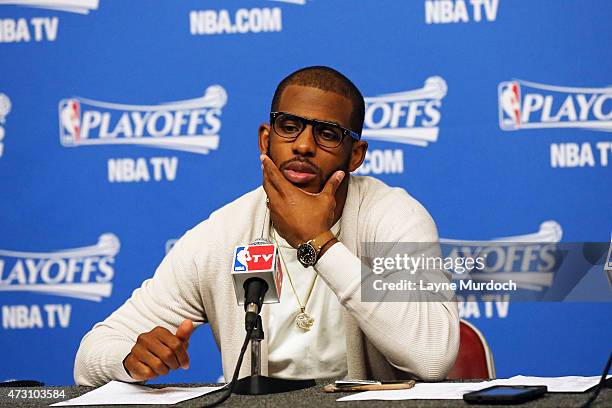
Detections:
[309, 230, 336, 254]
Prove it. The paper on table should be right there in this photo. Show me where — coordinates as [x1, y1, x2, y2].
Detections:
[337, 381, 493, 401]
[490, 375, 611, 392]
[337, 375, 612, 402]
[50, 380, 226, 406]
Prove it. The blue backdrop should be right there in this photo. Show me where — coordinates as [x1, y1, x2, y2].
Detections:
[1, 0, 610, 385]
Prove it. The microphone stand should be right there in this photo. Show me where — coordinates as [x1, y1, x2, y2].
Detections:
[233, 315, 316, 395]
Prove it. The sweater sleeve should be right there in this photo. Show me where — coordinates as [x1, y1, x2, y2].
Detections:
[73, 228, 207, 386]
[314, 190, 460, 381]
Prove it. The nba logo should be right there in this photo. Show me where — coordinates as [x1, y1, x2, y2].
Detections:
[498, 81, 521, 130]
[233, 246, 249, 272]
[59, 99, 81, 145]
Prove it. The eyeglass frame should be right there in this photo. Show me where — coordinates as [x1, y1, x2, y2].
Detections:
[269, 111, 361, 148]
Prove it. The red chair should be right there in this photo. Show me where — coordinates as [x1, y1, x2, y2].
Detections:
[447, 319, 496, 379]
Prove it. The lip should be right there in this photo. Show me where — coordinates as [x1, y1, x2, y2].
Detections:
[282, 169, 318, 184]
[281, 161, 319, 185]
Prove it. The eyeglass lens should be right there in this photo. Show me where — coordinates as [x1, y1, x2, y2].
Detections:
[274, 114, 343, 147]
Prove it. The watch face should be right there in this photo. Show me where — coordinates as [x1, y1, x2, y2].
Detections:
[297, 243, 317, 266]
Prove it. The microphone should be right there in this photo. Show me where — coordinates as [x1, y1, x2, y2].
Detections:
[231, 238, 283, 330]
[227, 239, 315, 397]
[243, 278, 268, 331]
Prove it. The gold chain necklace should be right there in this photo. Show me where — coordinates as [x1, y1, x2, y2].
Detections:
[270, 225, 342, 331]
[270, 226, 316, 331]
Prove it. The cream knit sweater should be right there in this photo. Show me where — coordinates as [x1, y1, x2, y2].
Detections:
[74, 176, 459, 386]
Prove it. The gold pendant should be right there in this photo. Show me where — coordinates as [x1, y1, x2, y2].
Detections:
[295, 309, 314, 331]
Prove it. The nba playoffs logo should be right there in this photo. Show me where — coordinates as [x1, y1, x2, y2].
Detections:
[362, 77, 446, 147]
[442, 220, 564, 292]
[498, 80, 612, 131]
[58, 86, 227, 154]
[0, 234, 119, 302]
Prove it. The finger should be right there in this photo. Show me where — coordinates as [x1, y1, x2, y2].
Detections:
[139, 329, 179, 371]
[321, 170, 345, 196]
[124, 354, 157, 381]
[261, 173, 279, 204]
[150, 335, 182, 371]
[177, 347, 190, 370]
[261, 161, 282, 205]
[175, 319, 193, 342]
[261, 154, 290, 195]
[260, 154, 280, 193]
[160, 331, 190, 369]
[132, 344, 171, 376]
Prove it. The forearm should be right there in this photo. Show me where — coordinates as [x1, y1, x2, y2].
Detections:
[315, 242, 460, 380]
[74, 325, 138, 386]
[73, 228, 207, 386]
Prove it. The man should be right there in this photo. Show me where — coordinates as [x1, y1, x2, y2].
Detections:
[74, 66, 459, 386]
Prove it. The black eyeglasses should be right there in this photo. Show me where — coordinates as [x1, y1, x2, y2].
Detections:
[270, 111, 361, 148]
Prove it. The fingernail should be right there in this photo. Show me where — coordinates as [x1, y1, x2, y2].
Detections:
[337, 171, 345, 182]
[260, 154, 266, 162]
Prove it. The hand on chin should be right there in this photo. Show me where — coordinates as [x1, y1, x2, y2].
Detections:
[261, 154, 343, 246]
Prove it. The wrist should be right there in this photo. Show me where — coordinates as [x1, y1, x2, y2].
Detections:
[122, 355, 134, 379]
[318, 237, 338, 258]
[296, 230, 336, 267]
[297, 227, 330, 246]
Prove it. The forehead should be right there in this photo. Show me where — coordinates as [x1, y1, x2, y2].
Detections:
[276, 85, 353, 128]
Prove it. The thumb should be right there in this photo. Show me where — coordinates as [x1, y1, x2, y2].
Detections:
[175, 319, 193, 342]
[322, 171, 345, 196]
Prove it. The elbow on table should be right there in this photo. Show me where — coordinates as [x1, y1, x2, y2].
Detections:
[73, 342, 97, 386]
[412, 339, 460, 381]
[390, 325, 460, 381]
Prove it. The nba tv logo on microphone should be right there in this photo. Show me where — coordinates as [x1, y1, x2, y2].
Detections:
[232, 244, 283, 304]
[233, 245, 275, 272]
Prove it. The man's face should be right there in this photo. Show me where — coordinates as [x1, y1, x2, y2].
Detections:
[259, 85, 366, 194]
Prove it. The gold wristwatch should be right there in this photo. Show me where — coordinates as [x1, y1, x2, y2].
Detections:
[296, 230, 336, 267]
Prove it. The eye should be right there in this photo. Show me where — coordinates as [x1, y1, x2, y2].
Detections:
[277, 117, 302, 134]
[317, 126, 342, 141]
[281, 123, 300, 133]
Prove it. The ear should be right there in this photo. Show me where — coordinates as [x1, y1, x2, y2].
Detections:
[258, 123, 270, 155]
[348, 140, 368, 172]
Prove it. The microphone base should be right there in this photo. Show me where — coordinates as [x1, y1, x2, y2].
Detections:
[233, 375, 315, 395]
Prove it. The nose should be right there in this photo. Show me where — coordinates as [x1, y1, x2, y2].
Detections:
[291, 124, 317, 157]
